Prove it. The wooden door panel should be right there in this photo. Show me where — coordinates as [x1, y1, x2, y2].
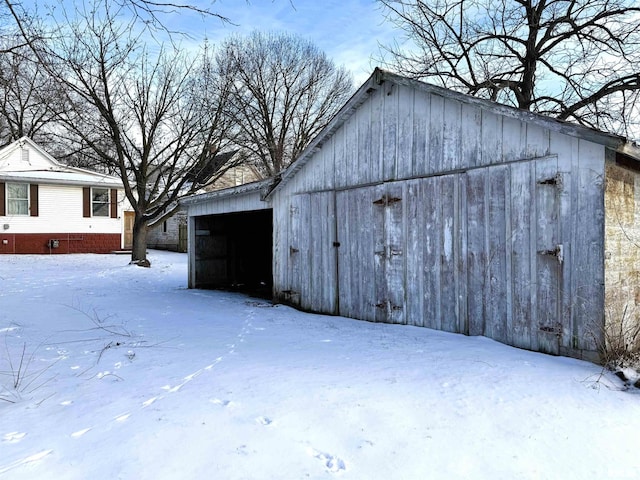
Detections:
[124, 211, 134, 249]
[337, 187, 378, 321]
[466, 169, 488, 336]
[535, 158, 562, 355]
[308, 191, 338, 314]
[286, 194, 309, 308]
[384, 183, 405, 324]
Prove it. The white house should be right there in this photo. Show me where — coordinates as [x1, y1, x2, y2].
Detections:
[0, 137, 126, 254]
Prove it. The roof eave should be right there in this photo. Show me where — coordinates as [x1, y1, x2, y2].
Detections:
[180, 177, 274, 207]
[264, 69, 386, 200]
[615, 140, 640, 162]
[0, 173, 123, 188]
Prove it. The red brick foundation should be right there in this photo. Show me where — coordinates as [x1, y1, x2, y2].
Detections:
[0, 233, 121, 254]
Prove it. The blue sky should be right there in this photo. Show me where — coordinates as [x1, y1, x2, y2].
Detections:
[18, 0, 401, 85]
[163, 0, 400, 84]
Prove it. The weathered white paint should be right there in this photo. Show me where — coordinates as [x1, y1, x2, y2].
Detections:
[183, 180, 274, 290]
[183, 180, 271, 217]
[270, 72, 615, 359]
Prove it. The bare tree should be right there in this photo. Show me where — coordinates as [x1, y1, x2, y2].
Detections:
[0, 1, 36, 54]
[216, 31, 354, 177]
[1, 0, 231, 44]
[379, 0, 640, 138]
[0, 39, 66, 146]
[39, 2, 236, 266]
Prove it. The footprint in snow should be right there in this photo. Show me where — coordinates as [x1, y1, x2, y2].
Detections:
[0, 450, 53, 475]
[309, 448, 346, 473]
[71, 428, 91, 438]
[255, 416, 272, 426]
[210, 398, 233, 407]
[161, 384, 182, 393]
[114, 413, 131, 422]
[2, 432, 27, 443]
[142, 396, 158, 407]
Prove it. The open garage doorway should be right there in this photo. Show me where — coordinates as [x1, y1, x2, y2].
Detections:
[193, 209, 273, 298]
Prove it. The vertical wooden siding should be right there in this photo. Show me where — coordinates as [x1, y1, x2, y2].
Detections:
[277, 191, 337, 314]
[272, 82, 606, 356]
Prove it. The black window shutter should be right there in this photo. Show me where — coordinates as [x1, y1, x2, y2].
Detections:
[30, 184, 39, 217]
[0, 182, 5, 216]
[83, 187, 91, 217]
[110, 189, 118, 218]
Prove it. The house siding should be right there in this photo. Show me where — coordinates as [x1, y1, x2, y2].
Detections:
[1, 184, 122, 234]
[0, 137, 125, 254]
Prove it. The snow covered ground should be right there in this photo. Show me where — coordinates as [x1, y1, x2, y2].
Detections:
[1, 251, 639, 479]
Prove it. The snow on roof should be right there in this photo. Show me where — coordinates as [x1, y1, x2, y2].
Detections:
[0, 169, 123, 187]
[0, 137, 123, 188]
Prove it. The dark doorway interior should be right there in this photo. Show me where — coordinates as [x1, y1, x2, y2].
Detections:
[194, 209, 273, 298]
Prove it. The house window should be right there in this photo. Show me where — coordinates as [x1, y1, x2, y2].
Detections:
[6, 183, 29, 215]
[92, 188, 110, 217]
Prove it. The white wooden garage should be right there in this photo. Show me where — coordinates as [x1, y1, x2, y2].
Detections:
[181, 179, 273, 296]
[184, 69, 640, 361]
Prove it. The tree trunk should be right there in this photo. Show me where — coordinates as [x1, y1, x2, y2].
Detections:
[131, 215, 150, 267]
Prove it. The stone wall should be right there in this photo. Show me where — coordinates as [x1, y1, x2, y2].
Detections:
[604, 161, 640, 352]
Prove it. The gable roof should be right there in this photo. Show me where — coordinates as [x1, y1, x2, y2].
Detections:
[265, 68, 640, 199]
[0, 137, 123, 188]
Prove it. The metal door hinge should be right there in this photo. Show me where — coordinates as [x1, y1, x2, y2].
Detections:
[374, 300, 404, 311]
[375, 246, 403, 258]
[373, 194, 402, 206]
[537, 244, 563, 263]
[539, 324, 562, 337]
[537, 173, 563, 188]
